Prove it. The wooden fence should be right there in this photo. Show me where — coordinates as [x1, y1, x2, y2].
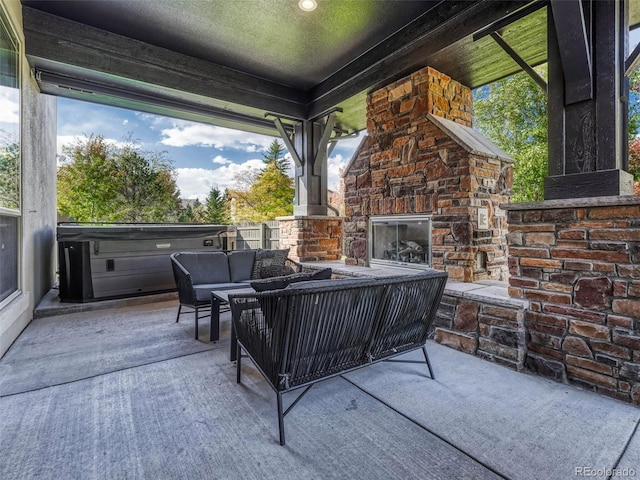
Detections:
[230, 221, 280, 250]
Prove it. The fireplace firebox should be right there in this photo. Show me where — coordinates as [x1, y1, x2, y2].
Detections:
[369, 215, 432, 268]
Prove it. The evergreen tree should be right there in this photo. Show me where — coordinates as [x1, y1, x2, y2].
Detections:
[262, 139, 289, 173]
[204, 187, 230, 224]
[178, 203, 195, 223]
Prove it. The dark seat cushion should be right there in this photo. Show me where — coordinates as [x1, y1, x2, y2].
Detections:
[251, 268, 332, 292]
[194, 283, 245, 302]
[175, 252, 230, 284]
[285, 277, 372, 291]
[251, 249, 290, 279]
[228, 250, 256, 282]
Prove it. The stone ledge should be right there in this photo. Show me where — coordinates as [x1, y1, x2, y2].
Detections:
[501, 195, 640, 211]
[425, 277, 528, 310]
[277, 215, 344, 221]
[298, 260, 528, 310]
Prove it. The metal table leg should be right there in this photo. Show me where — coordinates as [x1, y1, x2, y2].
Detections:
[210, 294, 221, 342]
[230, 321, 237, 361]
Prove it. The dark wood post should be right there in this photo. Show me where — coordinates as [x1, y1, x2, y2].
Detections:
[545, 0, 634, 199]
[292, 120, 330, 215]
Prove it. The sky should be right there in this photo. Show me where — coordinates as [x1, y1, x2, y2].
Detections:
[56, 99, 362, 201]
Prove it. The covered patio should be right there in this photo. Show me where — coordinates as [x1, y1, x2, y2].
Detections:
[2, 0, 640, 477]
[1, 294, 638, 479]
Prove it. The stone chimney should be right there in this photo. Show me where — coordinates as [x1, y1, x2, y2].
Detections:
[343, 66, 513, 282]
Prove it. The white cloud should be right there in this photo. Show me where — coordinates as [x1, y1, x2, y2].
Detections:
[328, 154, 346, 191]
[325, 135, 363, 190]
[176, 158, 265, 200]
[122, 119, 129, 125]
[134, 112, 167, 126]
[159, 121, 275, 151]
[212, 155, 232, 165]
[56, 135, 80, 157]
[0, 87, 19, 124]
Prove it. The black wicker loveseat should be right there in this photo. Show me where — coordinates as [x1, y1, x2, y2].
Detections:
[228, 270, 448, 445]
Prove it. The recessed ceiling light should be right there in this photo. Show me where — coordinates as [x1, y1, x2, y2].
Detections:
[298, 0, 317, 12]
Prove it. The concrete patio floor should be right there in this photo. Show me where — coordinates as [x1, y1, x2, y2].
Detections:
[1, 294, 639, 480]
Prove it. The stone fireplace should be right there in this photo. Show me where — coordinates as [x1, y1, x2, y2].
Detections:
[343, 66, 513, 282]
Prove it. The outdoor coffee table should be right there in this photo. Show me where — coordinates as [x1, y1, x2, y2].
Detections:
[211, 287, 253, 361]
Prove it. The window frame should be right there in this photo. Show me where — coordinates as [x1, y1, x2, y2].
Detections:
[0, 5, 22, 307]
[368, 214, 433, 269]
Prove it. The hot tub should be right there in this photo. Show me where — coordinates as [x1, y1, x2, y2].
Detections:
[57, 223, 231, 302]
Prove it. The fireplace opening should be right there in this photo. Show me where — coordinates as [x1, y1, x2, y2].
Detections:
[369, 215, 432, 268]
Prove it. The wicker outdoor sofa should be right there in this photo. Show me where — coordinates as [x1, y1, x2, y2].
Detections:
[170, 249, 301, 340]
[228, 270, 448, 445]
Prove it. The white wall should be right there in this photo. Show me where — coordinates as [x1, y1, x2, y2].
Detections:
[0, 0, 57, 357]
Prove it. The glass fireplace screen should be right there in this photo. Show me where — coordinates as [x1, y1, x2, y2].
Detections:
[369, 215, 432, 267]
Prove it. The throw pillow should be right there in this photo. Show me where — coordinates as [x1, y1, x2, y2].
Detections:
[250, 268, 333, 292]
[251, 248, 289, 279]
[306, 268, 332, 282]
[289, 268, 333, 283]
[251, 277, 290, 292]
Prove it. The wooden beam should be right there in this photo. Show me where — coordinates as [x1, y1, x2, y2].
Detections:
[36, 69, 292, 134]
[272, 118, 302, 168]
[313, 113, 337, 176]
[22, 7, 309, 119]
[625, 40, 640, 77]
[308, 0, 531, 118]
[549, 0, 593, 104]
[473, 0, 548, 42]
[489, 32, 547, 92]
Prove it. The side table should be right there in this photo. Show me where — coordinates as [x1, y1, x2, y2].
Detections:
[211, 287, 253, 361]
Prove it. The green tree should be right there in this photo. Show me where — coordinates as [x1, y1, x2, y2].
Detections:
[57, 135, 181, 222]
[628, 68, 640, 183]
[228, 142, 294, 222]
[190, 199, 207, 222]
[262, 139, 289, 173]
[473, 66, 548, 203]
[629, 68, 640, 143]
[178, 203, 195, 223]
[204, 187, 230, 224]
[0, 132, 20, 210]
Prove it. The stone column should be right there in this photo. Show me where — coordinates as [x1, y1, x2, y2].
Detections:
[272, 114, 343, 262]
[278, 216, 343, 262]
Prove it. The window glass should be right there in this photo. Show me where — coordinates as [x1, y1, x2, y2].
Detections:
[0, 13, 19, 210]
[370, 216, 431, 267]
[0, 11, 20, 301]
[0, 215, 17, 301]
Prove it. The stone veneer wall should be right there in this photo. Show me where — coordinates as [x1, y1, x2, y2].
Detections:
[278, 216, 343, 262]
[433, 293, 527, 370]
[343, 66, 512, 282]
[504, 197, 640, 405]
